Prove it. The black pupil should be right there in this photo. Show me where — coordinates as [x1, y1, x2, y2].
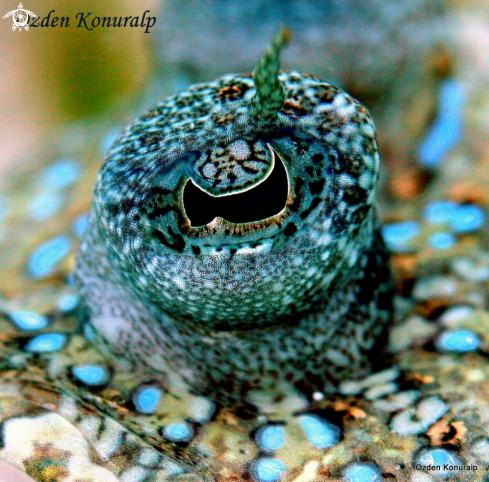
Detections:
[183, 153, 288, 226]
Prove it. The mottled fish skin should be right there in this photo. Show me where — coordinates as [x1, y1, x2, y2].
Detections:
[76, 31, 393, 403]
[2, 12, 489, 482]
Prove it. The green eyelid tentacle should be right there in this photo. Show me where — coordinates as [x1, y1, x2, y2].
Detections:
[248, 27, 291, 123]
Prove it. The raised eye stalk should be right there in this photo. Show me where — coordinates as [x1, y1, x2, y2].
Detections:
[249, 27, 291, 122]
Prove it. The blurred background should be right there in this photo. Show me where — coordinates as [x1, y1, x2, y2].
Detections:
[1, 0, 157, 182]
[0, 0, 489, 307]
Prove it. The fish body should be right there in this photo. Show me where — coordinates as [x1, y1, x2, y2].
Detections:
[3, 11, 488, 482]
[77, 34, 392, 403]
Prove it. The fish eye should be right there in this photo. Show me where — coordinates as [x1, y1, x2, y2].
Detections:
[183, 147, 289, 227]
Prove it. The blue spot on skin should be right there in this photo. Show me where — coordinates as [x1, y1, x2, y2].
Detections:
[424, 201, 484, 233]
[41, 160, 81, 189]
[424, 200, 460, 224]
[298, 414, 341, 449]
[28, 236, 73, 278]
[436, 329, 481, 352]
[255, 425, 286, 452]
[10, 311, 48, 331]
[72, 364, 110, 387]
[343, 463, 382, 482]
[450, 205, 484, 233]
[163, 422, 194, 442]
[25, 333, 66, 353]
[382, 221, 420, 253]
[57, 293, 80, 312]
[429, 232, 456, 250]
[73, 212, 90, 238]
[416, 449, 463, 478]
[29, 192, 62, 221]
[253, 458, 286, 482]
[418, 80, 465, 168]
[133, 386, 162, 414]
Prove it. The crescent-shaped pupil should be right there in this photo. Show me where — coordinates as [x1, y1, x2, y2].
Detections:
[183, 151, 288, 227]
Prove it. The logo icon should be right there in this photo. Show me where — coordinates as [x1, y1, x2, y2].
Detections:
[3, 3, 38, 31]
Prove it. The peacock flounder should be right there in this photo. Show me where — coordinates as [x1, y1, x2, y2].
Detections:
[76, 28, 393, 404]
[0, 30, 409, 482]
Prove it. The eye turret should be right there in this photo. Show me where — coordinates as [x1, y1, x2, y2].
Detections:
[78, 29, 392, 406]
